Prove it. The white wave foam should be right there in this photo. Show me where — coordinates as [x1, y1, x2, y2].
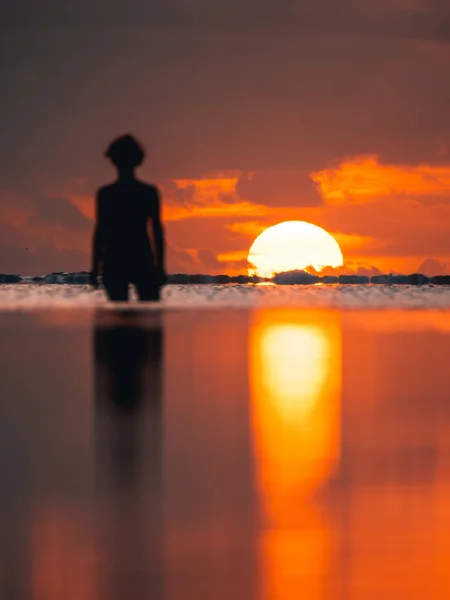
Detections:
[1, 283, 450, 311]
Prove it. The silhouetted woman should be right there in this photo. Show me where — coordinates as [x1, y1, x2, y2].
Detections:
[90, 134, 166, 301]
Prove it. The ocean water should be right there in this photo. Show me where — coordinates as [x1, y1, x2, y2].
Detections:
[1, 282, 450, 309]
[2, 297, 450, 598]
[2, 306, 450, 599]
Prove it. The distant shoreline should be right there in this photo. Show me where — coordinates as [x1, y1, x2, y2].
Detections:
[1, 271, 450, 285]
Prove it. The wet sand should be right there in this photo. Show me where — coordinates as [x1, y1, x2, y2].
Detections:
[1, 307, 450, 599]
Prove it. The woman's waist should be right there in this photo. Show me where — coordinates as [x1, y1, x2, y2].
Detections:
[104, 235, 152, 251]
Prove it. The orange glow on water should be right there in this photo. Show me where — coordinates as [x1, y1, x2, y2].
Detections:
[31, 506, 94, 600]
[251, 309, 342, 510]
[250, 309, 342, 598]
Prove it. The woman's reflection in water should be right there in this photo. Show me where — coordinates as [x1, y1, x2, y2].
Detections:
[93, 309, 164, 600]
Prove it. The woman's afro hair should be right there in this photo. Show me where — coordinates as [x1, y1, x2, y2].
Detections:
[105, 134, 145, 168]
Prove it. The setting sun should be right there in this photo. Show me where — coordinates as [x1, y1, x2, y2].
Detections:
[248, 221, 344, 278]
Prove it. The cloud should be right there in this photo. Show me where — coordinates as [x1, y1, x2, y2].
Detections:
[0, 242, 88, 275]
[0, 189, 92, 232]
[216, 250, 250, 274]
[166, 243, 199, 274]
[332, 232, 384, 252]
[225, 259, 249, 274]
[167, 243, 233, 274]
[217, 250, 249, 262]
[417, 257, 448, 276]
[197, 249, 222, 270]
[236, 169, 322, 207]
[307, 262, 382, 277]
[0, 190, 93, 273]
[311, 156, 450, 205]
[29, 196, 92, 229]
[218, 193, 238, 204]
[226, 221, 268, 239]
[162, 176, 268, 221]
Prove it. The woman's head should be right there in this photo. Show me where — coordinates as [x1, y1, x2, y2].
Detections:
[105, 134, 145, 169]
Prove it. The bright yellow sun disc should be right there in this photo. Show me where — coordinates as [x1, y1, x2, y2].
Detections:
[248, 221, 343, 278]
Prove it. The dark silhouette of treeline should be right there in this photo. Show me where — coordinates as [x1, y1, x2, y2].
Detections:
[3, 269, 450, 285]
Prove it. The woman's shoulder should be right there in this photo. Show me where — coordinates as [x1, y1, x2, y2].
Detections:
[96, 180, 160, 200]
[137, 180, 160, 195]
[96, 182, 117, 198]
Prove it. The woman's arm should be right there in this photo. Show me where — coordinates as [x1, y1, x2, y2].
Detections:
[151, 186, 166, 282]
[90, 189, 105, 286]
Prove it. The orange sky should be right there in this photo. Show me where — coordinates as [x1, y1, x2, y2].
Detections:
[3, 154, 450, 275]
[2, 4, 450, 275]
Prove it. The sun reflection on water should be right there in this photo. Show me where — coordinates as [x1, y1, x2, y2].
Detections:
[258, 323, 331, 420]
[250, 309, 342, 599]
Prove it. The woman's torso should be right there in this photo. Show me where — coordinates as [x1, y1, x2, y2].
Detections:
[100, 180, 157, 269]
